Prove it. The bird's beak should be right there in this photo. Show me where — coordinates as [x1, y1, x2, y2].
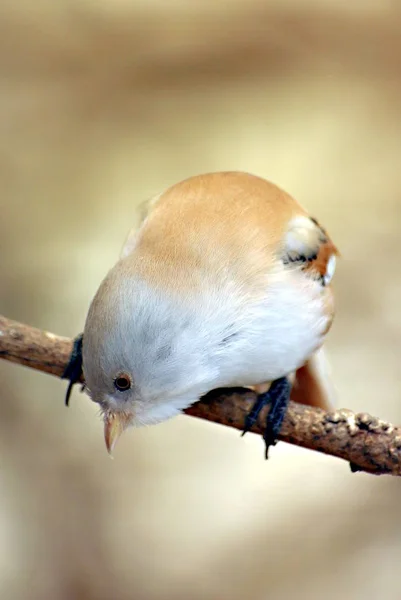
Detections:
[104, 411, 132, 454]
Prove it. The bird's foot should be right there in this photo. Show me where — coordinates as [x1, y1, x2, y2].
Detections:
[62, 333, 84, 406]
[242, 377, 291, 459]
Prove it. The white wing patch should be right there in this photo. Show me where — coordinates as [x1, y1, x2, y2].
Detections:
[283, 216, 326, 263]
[324, 254, 336, 285]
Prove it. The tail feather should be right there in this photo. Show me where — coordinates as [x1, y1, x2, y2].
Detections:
[290, 348, 336, 411]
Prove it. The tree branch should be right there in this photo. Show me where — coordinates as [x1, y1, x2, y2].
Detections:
[1, 314, 400, 476]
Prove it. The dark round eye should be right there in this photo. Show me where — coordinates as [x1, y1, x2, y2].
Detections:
[114, 373, 132, 392]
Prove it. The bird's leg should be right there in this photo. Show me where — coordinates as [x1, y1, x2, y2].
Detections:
[62, 333, 84, 406]
[261, 377, 291, 459]
[242, 377, 291, 459]
[241, 394, 268, 436]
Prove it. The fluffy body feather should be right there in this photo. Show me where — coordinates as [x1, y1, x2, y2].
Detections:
[82, 172, 339, 447]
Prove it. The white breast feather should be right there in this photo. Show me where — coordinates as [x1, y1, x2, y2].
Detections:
[211, 268, 332, 388]
[124, 260, 332, 430]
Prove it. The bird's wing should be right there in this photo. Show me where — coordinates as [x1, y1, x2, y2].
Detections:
[281, 215, 339, 286]
[277, 215, 339, 410]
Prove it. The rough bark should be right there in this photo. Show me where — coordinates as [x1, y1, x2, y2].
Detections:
[1, 314, 400, 476]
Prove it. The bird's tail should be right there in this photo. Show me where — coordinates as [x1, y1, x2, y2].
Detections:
[290, 347, 336, 411]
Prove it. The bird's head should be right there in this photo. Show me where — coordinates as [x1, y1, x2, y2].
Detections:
[82, 259, 219, 453]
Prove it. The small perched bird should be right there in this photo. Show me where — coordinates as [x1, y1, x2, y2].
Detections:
[74, 171, 339, 456]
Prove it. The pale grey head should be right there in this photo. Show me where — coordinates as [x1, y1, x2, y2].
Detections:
[81, 258, 235, 451]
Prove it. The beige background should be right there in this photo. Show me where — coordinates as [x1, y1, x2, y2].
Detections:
[1, 2, 401, 599]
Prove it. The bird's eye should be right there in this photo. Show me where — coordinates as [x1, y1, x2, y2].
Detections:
[114, 373, 132, 392]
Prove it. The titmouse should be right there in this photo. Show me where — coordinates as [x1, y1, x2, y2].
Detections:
[64, 171, 339, 457]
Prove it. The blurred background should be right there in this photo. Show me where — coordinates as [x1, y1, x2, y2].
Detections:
[1, 1, 401, 598]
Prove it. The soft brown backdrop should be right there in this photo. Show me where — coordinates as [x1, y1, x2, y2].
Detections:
[1, 2, 401, 599]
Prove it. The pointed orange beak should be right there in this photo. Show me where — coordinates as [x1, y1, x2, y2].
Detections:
[104, 411, 132, 454]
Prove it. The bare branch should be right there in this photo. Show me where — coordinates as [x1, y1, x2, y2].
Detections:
[1, 314, 400, 476]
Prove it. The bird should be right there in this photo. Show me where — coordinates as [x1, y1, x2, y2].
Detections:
[73, 171, 339, 457]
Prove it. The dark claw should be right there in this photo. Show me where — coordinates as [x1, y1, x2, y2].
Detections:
[349, 462, 362, 473]
[263, 429, 278, 460]
[241, 394, 269, 437]
[62, 333, 84, 406]
[242, 377, 291, 459]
